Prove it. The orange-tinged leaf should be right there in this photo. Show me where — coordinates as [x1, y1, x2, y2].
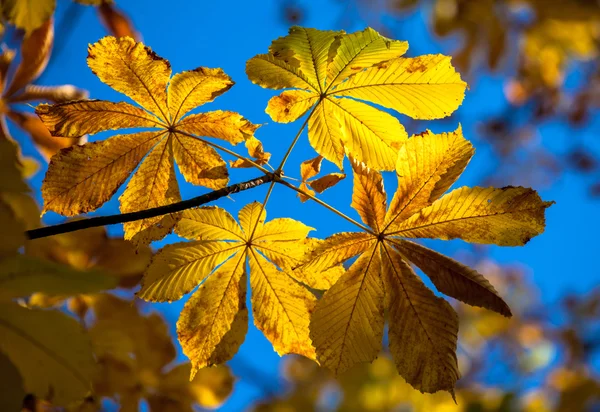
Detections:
[177, 253, 247, 374]
[10, 84, 88, 104]
[300, 155, 322, 182]
[120, 137, 181, 243]
[310, 245, 384, 374]
[392, 239, 511, 316]
[381, 244, 460, 396]
[97, 2, 139, 40]
[266, 90, 318, 123]
[36, 100, 162, 137]
[176, 110, 258, 145]
[392, 186, 554, 246]
[6, 110, 83, 161]
[87, 36, 171, 121]
[229, 135, 271, 168]
[385, 126, 474, 229]
[42, 131, 164, 216]
[4, 18, 53, 97]
[249, 249, 316, 359]
[138, 241, 242, 302]
[351, 161, 387, 232]
[167, 68, 233, 122]
[175, 206, 244, 241]
[309, 172, 345, 193]
[172, 132, 228, 190]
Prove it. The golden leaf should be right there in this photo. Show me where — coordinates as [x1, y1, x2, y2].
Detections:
[37, 36, 259, 243]
[143, 202, 325, 378]
[297, 155, 345, 202]
[298, 128, 552, 394]
[247, 26, 466, 170]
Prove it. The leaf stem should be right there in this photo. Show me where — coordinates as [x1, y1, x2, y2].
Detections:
[26, 174, 275, 240]
[276, 179, 375, 235]
[175, 130, 271, 175]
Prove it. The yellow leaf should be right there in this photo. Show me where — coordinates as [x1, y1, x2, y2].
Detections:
[42, 131, 165, 215]
[327, 27, 408, 88]
[269, 26, 341, 92]
[229, 135, 271, 168]
[4, 18, 53, 97]
[0, 200, 26, 257]
[246, 53, 315, 90]
[247, 27, 464, 170]
[238, 201, 266, 235]
[177, 253, 247, 373]
[138, 241, 242, 302]
[392, 239, 511, 316]
[351, 161, 387, 232]
[254, 217, 314, 242]
[266, 90, 318, 123]
[310, 245, 384, 374]
[0, 303, 94, 406]
[385, 126, 474, 228]
[0, 139, 29, 193]
[171, 132, 228, 189]
[176, 206, 245, 241]
[298, 231, 375, 273]
[391, 186, 554, 246]
[120, 138, 181, 243]
[249, 249, 316, 359]
[176, 110, 259, 145]
[381, 244, 459, 396]
[307, 97, 344, 168]
[87, 36, 171, 120]
[167, 67, 233, 122]
[333, 54, 467, 120]
[36, 100, 162, 137]
[2, 0, 54, 34]
[0, 255, 117, 300]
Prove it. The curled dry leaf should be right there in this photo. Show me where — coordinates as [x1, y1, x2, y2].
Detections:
[36, 36, 260, 244]
[247, 26, 467, 170]
[297, 126, 553, 396]
[297, 155, 345, 202]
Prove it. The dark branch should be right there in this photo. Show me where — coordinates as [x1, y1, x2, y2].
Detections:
[26, 173, 275, 240]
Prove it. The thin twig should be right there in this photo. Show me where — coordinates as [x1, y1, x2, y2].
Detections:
[26, 173, 275, 240]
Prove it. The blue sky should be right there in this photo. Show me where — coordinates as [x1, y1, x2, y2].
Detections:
[11, 0, 600, 409]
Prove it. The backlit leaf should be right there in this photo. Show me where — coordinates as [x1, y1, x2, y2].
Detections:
[247, 26, 465, 170]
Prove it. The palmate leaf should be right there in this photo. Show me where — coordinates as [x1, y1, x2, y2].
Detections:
[138, 202, 328, 378]
[297, 126, 553, 395]
[37, 36, 260, 244]
[247, 27, 467, 170]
